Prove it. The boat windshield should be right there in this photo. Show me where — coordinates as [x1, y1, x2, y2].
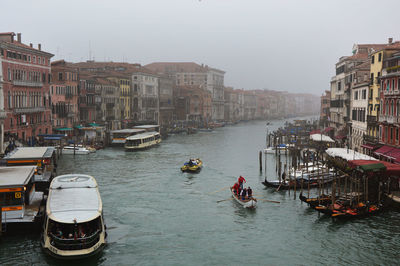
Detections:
[126, 139, 142, 146]
[47, 217, 103, 250]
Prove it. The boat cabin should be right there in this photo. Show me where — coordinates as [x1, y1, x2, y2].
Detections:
[42, 174, 106, 259]
[110, 129, 146, 145]
[0, 166, 43, 229]
[133, 124, 160, 132]
[124, 131, 161, 150]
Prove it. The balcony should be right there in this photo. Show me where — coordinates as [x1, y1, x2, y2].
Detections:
[380, 115, 397, 124]
[363, 134, 379, 144]
[12, 80, 43, 87]
[0, 110, 6, 119]
[13, 107, 45, 114]
[367, 115, 377, 125]
[67, 112, 76, 118]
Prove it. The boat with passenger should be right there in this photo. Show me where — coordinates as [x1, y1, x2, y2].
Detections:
[41, 174, 106, 259]
[110, 128, 146, 146]
[230, 186, 257, 209]
[181, 158, 202, 172]
[124, 131, 161, 151]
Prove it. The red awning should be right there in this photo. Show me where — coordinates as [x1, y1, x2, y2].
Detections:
[335, 135, 347, 139]
[361, 144, 377, 150]
[374, 145, 395, 156]
[349, 160, 400, 175]
[323, 127, 334, 133]
[310, 129, 321, 135]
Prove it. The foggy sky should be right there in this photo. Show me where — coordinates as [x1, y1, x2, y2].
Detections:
[2, 0, 400, 95]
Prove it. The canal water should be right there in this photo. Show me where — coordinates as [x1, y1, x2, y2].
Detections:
[1, 117, 400, 265]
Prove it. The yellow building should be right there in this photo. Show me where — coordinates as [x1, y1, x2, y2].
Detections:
[368, 50, 383, 139]
[108, 76, 131, 122]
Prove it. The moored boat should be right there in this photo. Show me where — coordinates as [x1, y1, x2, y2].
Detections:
[230, 187, 257, 209]
[41, 174, 106, 259]
[181, 159, 202, 172]
[62, 146, 91, 155]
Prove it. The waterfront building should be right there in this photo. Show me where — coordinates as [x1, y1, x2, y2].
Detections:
[320, 90, 331, 128]
[0, 46, 6, 152]
[174, 85, 211, 124]
[78, 73, 97, 125]
[145, 62, 225, 121]
[329, 43, 387, 143]
[107, 73, 131, 126]
[364, 40, 400, 154]
[0, 32, 53, 144]
[50, 60, 79, 132]
[94, 77, 121, 130]
[377, 49, 400, 161]
[243, 91, 257, 120]
[349, 61, 370, 151]
[158, 75, 175, 126]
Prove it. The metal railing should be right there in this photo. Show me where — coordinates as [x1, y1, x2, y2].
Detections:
[49, 230, 101, 250]
[12, 80, 43, 87]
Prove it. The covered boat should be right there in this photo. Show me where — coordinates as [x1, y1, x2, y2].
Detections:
[181, 159, 202, 172]
[230, 187, 257, 209]
[42, 174, 106, 259]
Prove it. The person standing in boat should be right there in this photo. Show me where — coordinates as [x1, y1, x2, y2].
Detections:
[238, 176, 246, 189]
[241, 187, 247, 200]
[232, 182, 240, 195]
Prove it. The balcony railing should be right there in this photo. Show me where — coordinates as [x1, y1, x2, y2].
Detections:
[363, 134, 379, 144]
[367, 115, 377, 124]
[0, 110, 6, 119]
[12, 80, 43, 87]
[13, 107, 45, 114]
[67, 112, 76, 118]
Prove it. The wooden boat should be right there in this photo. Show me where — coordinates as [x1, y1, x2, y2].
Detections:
[230, 188, 257, 209]
[181, 159, 202, 172]
[299, 193, 331, 208]
[385, 191, 400, 209]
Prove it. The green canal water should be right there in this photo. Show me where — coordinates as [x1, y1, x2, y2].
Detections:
[1, 118, 400, 265]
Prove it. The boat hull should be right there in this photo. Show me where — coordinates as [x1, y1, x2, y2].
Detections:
[181, 160, 202, 173]
[230, 188, 257, 209]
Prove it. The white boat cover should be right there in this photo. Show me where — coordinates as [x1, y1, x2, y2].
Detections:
[325, 148, 377, 161]
[310, 134, 335, 143]
[47, 174, 102, 223]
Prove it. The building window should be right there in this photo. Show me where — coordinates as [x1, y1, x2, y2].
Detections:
[371, 55, 375, 64]
[378, 53, 382, 62]
[362, 89, 366, 99]
[337, 81, 341, 91]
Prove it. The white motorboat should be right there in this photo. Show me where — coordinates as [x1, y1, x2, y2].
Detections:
[62, 146, 91, 155]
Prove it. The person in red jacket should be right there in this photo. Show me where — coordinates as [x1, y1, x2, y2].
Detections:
[232, 182, 240, 195]
[238, 176, 246, 189]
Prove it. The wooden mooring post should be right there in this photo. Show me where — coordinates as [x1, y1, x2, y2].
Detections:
[259, 151, 262, 172]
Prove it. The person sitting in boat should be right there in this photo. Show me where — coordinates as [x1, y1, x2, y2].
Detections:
[241, 188, 247, 200]
[282, 171, 286, 183]
[247, 187, 253, 199]
[238, 176, 246, 189]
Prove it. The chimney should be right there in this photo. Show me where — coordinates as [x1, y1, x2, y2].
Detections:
[17, 33, 21, 43]
[38, 43, 41, 51]
[389, 37, 393, 44]
[30, 43, 33, 48]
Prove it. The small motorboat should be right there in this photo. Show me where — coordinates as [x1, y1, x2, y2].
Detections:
[230, 187, 257, 209]
[62, 145, 91, 155]
[181, 159, 202, 172]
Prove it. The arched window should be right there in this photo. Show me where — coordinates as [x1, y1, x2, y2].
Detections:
[391, 100, 395, 116]
[397, 100, 400, 116]
[386, 100, 389, 115]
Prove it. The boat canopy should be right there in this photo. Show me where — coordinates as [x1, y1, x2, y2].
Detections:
[126, 131, 159, 140]
[111, 129, 145, 134]
[47, 174, 102, 224]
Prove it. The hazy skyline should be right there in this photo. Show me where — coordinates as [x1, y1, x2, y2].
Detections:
[2, 0, 400, 95]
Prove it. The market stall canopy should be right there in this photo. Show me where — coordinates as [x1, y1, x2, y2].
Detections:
[349, 160, 400, 175]
[374, 145, 400, 163]
[326, 148, 377, 161]
[310, 134, 335, 143]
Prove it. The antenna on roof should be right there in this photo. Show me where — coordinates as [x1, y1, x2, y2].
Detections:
[89, 40, 92, 61]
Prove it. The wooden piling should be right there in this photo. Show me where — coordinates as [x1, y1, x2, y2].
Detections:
[259, 151, 262, 172]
